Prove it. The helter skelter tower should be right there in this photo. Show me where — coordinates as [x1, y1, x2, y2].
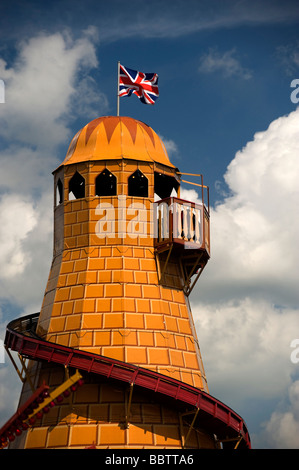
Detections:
[1, 116, 250, 449]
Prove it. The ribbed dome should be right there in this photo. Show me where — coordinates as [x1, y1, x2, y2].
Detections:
[59, 116, 175, 168]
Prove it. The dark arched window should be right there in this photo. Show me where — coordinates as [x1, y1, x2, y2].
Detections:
[154, 172, 179, 199]
[56, 178, 63, 205]
[96, 169, 117, 196]
[69, 171, 85, 200]
[128, 169, 148, 197]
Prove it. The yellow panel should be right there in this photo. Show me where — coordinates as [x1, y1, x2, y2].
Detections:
[70, 425, 97, 446]
[26, 427, 48, 448]
[128, 424, 154, 445]
[153, 425, 181, 446]
[47, 426, 69, 447]
[99, 424, 126, 446]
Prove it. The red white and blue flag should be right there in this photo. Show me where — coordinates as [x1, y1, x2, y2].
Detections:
[119, 64, 159, 105]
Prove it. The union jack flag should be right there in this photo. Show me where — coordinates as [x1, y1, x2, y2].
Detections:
[119, 64, 159, 105]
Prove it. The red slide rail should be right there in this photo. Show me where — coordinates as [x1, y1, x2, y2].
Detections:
[0, 383, 50, 447]
[4, 313, 251, 449]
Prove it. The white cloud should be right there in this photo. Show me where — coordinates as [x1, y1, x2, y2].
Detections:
[180, 187, 203, 205]
[187, 107, 299, 447]
[260, 380, 299, 448]
[196, 108, 299, 304]
[0, 29, 105, 149]
[193, 299, 299, 401]
[158, 134, 179, 159]
[198, 47, 252, 79]
[0, 194, 37, 279]
[0, 29, 107, 310]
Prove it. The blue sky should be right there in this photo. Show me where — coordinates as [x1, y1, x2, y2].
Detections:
[1, 0, 299, 449]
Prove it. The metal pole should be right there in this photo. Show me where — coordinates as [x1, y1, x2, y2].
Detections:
[184, 408, 200, 448]
[117, 61, 120, 116]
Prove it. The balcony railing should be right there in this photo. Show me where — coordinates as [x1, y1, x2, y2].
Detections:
[154, 197, 210, 256]
[154, 196, 210, 295]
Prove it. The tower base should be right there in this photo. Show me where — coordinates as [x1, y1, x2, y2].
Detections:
[10, 364, 218, 449]
[2, 313, 251, 449]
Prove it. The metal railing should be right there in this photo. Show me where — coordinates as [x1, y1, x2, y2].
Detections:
[155, 197, 210, 255]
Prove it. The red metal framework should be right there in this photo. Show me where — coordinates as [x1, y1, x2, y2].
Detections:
[0, 371, 84, 449]
[0, 383, 50, 448]
[3, 313, 251, 449]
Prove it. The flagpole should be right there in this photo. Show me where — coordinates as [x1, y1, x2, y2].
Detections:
[117, 61, 120, 116]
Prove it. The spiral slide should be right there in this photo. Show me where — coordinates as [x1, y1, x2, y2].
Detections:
[0, 312, 251, 449]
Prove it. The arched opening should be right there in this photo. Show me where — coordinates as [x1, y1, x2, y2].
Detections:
[56, 178, 63, 205]
[95, 169, 117, 196]
[154, 172, 179, 200]
[69, 171, 85, 200]
[128, 169, 148, 197]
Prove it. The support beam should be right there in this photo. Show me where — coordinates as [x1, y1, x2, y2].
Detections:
[217, 435, 243, 449]
[158, 245, 173, 282]
[184, 408, 200, 448]
[234, 436, 243, 449]
[5, 347, 35, 392]
[185, 264, 205, 296]
[179, 408, 200, 448]
[124, 383, 134, 429]
[26, 370, 83, 423]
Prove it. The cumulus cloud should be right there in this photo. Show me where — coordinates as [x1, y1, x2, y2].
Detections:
[0, 29, 105, 149]
[186, 108, 299, 447]
[194, 299, 299, 399]
[195, 108, 299, 304]
[180, 187, 203, 205]
[0, 29, 106, 310]
[198, 47, 252, 80]
[158, 134, 179, 160]
[0, 191, 53, 310]
[0, 194, 37, 279]
[260, 380, 299, 448]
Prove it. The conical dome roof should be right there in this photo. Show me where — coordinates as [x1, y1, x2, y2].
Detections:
[59, 116, 175, 168]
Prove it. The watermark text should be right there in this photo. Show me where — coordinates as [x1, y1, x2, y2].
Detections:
[0, 79, 4, 103]
[94, 196, 203, 245]
[290, 339, 299, 364]
[290, 79, 299, 104]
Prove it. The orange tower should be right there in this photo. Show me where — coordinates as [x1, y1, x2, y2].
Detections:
[2, 116, 251, 449]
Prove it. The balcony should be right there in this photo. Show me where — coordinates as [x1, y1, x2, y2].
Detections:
[154, 197, 210, 295]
